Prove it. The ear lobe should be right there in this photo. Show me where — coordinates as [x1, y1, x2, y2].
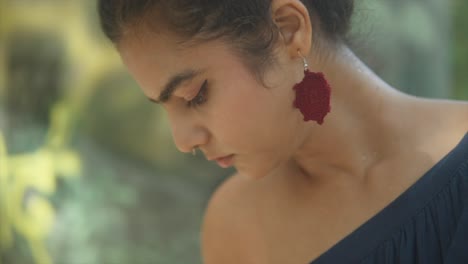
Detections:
[272, 0, 312, 57]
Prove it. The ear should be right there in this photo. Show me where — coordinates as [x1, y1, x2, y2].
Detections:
[271, 0, 312, 58]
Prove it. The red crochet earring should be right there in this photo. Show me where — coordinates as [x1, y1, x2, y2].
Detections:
[292, 50, 332, 125]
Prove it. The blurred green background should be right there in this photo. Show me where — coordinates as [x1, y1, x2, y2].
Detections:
[0, 0, 467, 264]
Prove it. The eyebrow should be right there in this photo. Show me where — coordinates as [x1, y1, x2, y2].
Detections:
[149, 69, 201, 104]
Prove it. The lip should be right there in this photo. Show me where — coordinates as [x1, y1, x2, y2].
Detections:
[213, 154, 235, 168]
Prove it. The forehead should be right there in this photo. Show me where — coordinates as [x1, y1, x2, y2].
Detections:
[118, 31, 191, 74]
[117, 31, 241, 95]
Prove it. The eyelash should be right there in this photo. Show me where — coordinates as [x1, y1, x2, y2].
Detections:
[187, 80, 208, 108]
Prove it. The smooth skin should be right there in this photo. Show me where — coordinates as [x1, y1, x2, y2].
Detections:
[117, 0, 468, 263]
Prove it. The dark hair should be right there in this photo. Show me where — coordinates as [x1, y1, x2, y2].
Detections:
[98, 0, 354, 81]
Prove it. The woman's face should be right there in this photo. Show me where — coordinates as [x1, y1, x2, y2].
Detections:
[118, 32, 308, 179]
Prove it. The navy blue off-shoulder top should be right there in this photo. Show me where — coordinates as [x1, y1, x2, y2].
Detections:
[310, 133, 468, 264]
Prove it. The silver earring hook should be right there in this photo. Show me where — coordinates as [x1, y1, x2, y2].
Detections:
[297, 50, 309, 71]
[191, 148, 196, 156]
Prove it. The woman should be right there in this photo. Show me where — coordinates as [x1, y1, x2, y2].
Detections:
[98, 0, 468, 263]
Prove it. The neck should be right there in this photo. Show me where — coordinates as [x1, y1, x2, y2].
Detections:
[283, 45, 415, 186]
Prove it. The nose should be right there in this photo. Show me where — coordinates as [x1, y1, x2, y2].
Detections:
[168, 114, 209, 154]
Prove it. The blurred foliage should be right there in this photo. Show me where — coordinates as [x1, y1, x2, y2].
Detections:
[352, 0, 453, 98]
[0, 0, 466, 264]
[454, 0, 468, 100]
[0, 105, 81, 264]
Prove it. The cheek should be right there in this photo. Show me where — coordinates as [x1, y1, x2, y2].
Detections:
[214, 83, 300, 153]
[217, 87, 273, 134]
[212, 87, 302, 179]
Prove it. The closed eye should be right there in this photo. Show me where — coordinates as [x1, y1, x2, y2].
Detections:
[187, 80, 208, 108]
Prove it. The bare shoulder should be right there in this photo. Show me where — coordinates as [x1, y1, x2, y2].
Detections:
[201, 173, 267, 264]
[446, 100, 468, 132]
[454, 99, 468, 119]
[416, 98, 468, 132]
[463, 101, 468, 127]
[414, 99, 468, 156]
